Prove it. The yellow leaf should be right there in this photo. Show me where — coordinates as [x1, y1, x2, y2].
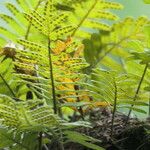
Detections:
[73, 44, 84, 57]
[92, 101, 110, 107]
[52, 37, 72, 55]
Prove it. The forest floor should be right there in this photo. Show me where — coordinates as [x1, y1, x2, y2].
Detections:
[64, 108, 150, 150]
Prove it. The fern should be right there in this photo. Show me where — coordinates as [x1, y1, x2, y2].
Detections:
[23, 2, 75, 40]
[84, 68, 150, 135]
[124, 42, 150, 123]
[0, 1, 95, 148]
[83, 17, 150, 72]
[0, 0, 150, 149]
[0, 94, 59, 131]
[0, 0, 49, 46]
[0, 128, 15, 148]
[15, 38, 88, 110]
[11, 0, 89, 114]
[0, 0, 94, 149]
[86, 68, 148, 108]
[69, 0, 123, 38]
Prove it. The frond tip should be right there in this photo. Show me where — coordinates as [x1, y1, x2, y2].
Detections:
[24, 1, 75, 40]
[71, 0, 123, 37]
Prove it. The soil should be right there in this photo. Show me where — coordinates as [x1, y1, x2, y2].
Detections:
[64, 108, 150, 150]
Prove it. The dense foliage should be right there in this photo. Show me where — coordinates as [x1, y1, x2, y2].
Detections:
[0, 0, 150, 150]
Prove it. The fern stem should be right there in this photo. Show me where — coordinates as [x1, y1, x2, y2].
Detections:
[71, 0, 98, 37]
[74, 85, 85, 120]
[110, 80, 117, 137]
[148, 92, 150, 117]
[59, 128, 65, 150]
[48, 38, 57, 114]
[0, 73, 16, 97]
[25, 0, 41, 40]
[38, 132, 43, 150]
[125, 64, 148, 124]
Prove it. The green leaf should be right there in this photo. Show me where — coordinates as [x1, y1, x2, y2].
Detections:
[131, 107, 148, 114]
[0, 128, 14, 148]
[121, 106, 147, 114]
[64, 131, 104, 150]
[71, 0, 123, 37]
[0, 95, 59, 131]
[60, 101, 90, 107]
[130, 51, 150, 64]
[62, 121, 91, 129]
[143, 0, 150, 4]
[118, 100, 148, 106]
[21, 132, 38, 150]
[128, 40, 144, 52]
[144, 86, 150, 91]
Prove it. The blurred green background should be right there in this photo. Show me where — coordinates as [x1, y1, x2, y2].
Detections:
[115, 0, 150, 18]
[0, 0, 150, 19]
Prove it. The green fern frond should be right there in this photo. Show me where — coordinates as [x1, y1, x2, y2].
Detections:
[17, 39, 47, 53]
[0, 128, 14, 148]
[5, 2, 28, 26]
[70, 0, 123, 38]
[12, 0, 88, 104]
[86, 68, 149, 114]
[5, 3, 20, 16]
[83, 17, 150, 72]
[0, 27, 17, 42]
[15, 38, 88, 103]
[0, 14, 24, 35]
[0, 1, 43, 45]
[24, 8, 75, 40]
[0, 94, 59, 131]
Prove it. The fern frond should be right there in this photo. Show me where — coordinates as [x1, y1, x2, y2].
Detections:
[17, 39, 47, 53]
[24, 9, 75, 40]
[0, 128, 13, 148]
[86, 68, 149, 114]
[15, 37, 88, 104]
[11, 0, 88, 105]
[0, 1, 43, 45]
[0, 14, 24, 35]
[0, 95, 59, 131]
[83, 17, 150, 72]
[0, 27, 18, 42]
[5, 3, 20, 16]
[70, 0, 123, 38]
[5, 3, 27, 26]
